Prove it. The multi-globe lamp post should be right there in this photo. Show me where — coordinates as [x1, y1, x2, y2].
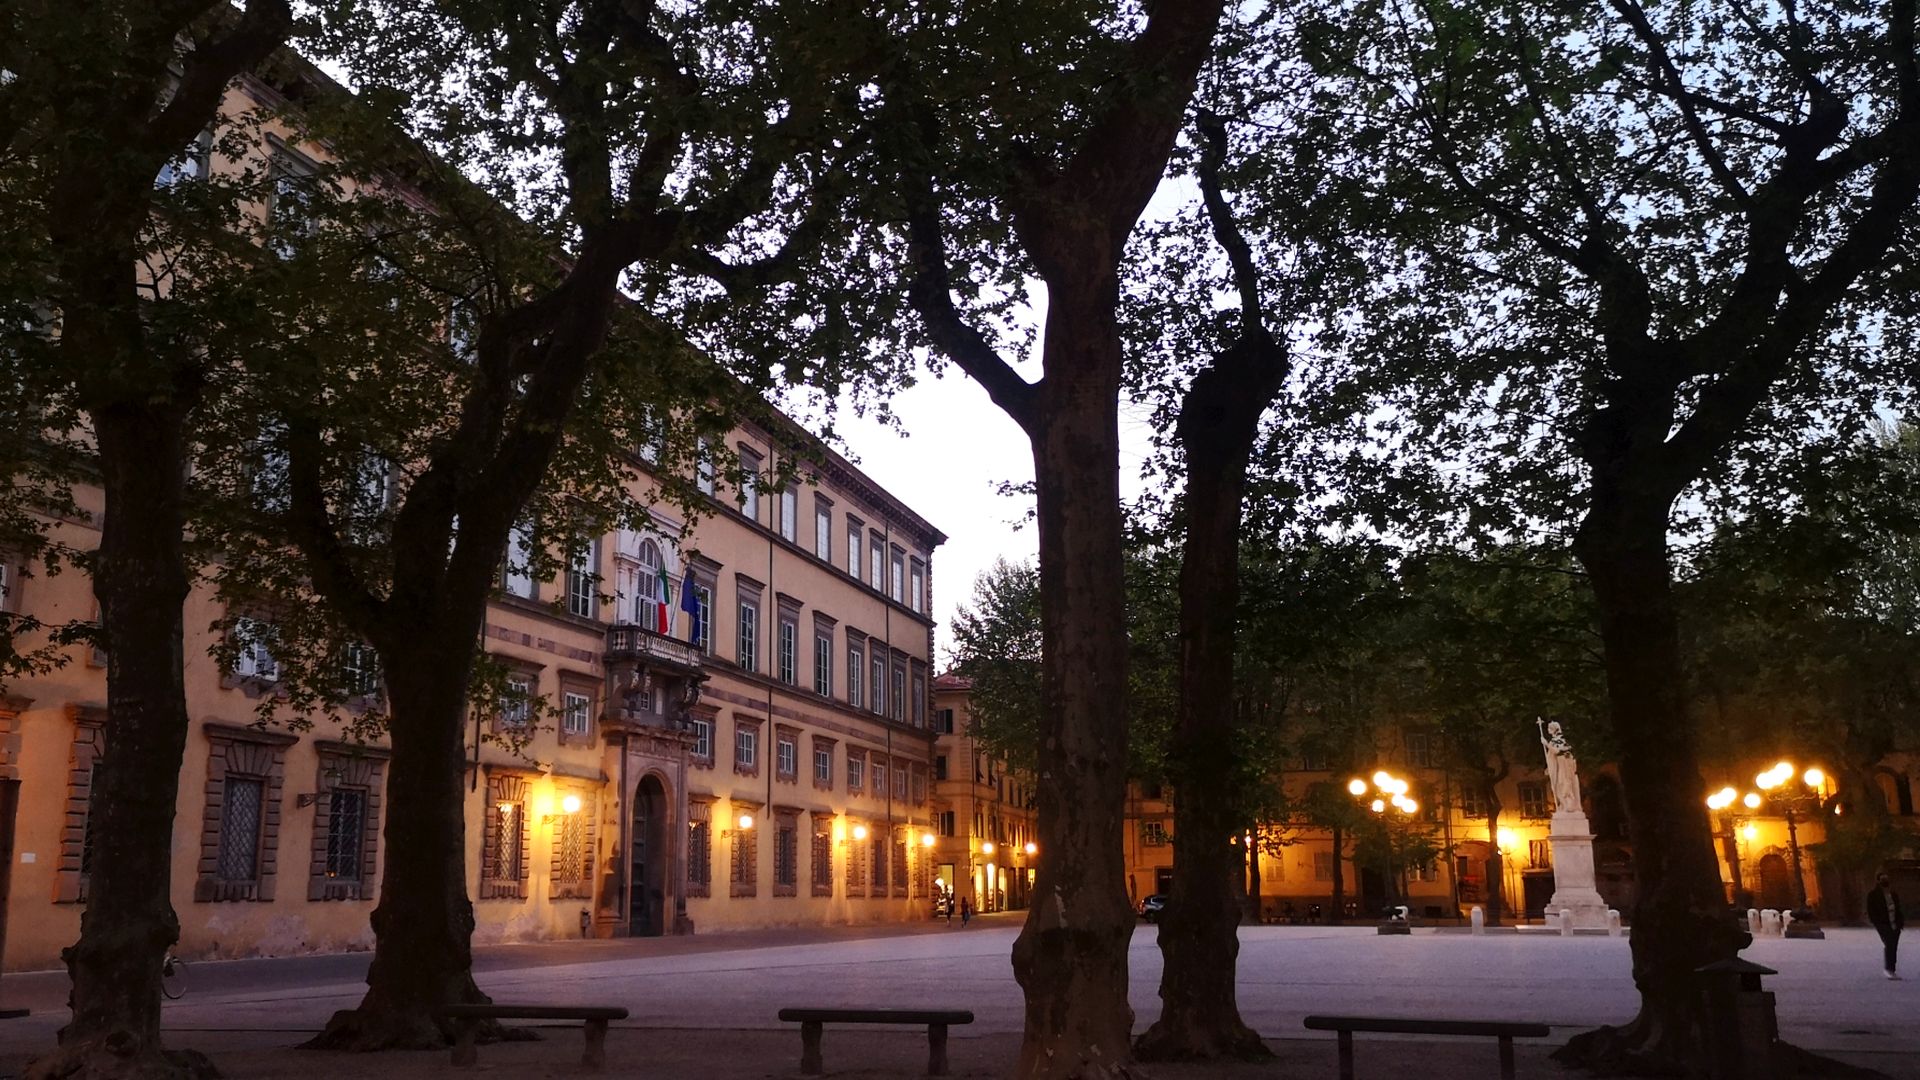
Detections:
[1706, 759, 1831, 934]
[1348, 771, 1418, 919]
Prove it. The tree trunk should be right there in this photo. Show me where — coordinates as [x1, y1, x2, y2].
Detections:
[1557, 497, 1744, 1071]
[1329, 826, 1345, 924]
[1484, 806, 1503, 926]
[1010, 307, 1138, 1080]
[304, 646, 491, 1050]
[1136, 335, 1278, 1062]
[29, 403, 213, 1080]
[1243, 835, 1261, 924]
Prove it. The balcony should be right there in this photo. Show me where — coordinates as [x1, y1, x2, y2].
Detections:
[605, 623, 703, 673]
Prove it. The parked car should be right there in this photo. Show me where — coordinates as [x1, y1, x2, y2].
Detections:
[1139, 894, 1166, 922]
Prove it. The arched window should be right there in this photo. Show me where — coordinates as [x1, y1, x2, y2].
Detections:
[636, 540, 663, 625]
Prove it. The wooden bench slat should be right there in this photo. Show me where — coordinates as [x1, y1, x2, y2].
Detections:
[439, 1004, 629, 1021]
[1303, 1015, 1549, 1038]
[778, 1008, 973, 1024]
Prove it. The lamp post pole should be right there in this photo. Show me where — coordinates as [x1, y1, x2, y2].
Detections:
[1783, 807, 1808, 912]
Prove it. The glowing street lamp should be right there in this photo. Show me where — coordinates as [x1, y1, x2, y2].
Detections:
[1751, 760, 1827, 921]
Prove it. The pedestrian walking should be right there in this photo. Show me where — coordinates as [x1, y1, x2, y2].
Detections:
[1869, 872, 1905, 980]
[944, 891, 953, 926]
[960, 897, 972, 927]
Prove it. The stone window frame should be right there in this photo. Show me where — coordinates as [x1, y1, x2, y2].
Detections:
[307, 742, 388, 901]
[910, 763, 928, 806]
[811, 613, 836, 698]
[689, 713, 716, 769]
[772, 807, 800, 897]
[687, 797, 713, 898]
[492, 658, 544, 737]
[846, 631, 866, 710]
[220, 612, 287, 699]
[735, 573, 764, 674]
[811, 735, 837, 791]
[194, 722, 298, 903]
[774, 724, 801, 784]
[556, 673, 598, 747]
[479, 771, 532, 901]
[869, 754, 887, 802]
[549, 785, 598, 900]
[55, 704, 106, 903]
[733, 713, 764, 778]
[809, 813, 835, 896]
[729, 802, 760, 898]
[845, 820, 867, 898]
[846, 746, 866, 793]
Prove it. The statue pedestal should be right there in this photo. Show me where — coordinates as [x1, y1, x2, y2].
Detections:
[1543, 811, 1611, 931]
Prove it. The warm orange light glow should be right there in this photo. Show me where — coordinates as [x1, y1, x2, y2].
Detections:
[852, 825, 868, 841]
[922, 833, 936, 848]
[1348, 778, 1369, 796]
[561, 794, 582, 815]
[1497, 827, 1517, 850]
[981, 841, 996, 855]
[1742, 824, 1758, 841]
[1025, 842, 1037, 856]
[1369, 799, 1386, 814]
[1802, 767, 1825, 790]
[1371, 770, 1392, 788]
[497, 802, 515, 815]
[737, 813, 753, 831]
[1743, 792, 1763, 810]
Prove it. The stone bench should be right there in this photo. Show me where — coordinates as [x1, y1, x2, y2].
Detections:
[1303, 1014, 1551, 1080]
[437, 1003, 629, 1070]
[777, 1007, 975, 1076]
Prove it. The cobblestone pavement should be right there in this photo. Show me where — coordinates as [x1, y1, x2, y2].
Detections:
[0, 918, 1911, 1077]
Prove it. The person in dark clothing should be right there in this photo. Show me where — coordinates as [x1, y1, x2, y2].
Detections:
[1868, 872, 1905, 979]
[959, 897, 972, 926]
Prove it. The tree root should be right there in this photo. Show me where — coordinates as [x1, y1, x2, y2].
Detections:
[24, 1039, 220, 1080]
[1554, 1026, 1888, 1079]
[298, 1007, 536, 1052]
[1132, 1018, 1272, 1063]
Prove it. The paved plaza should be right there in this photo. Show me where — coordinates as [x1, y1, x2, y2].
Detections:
[0, 917, 1911, 1077]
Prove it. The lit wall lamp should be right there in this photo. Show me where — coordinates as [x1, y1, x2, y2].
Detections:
[852, 824, 869, 841]
[544, 793, 586, 826]
[980, 841, 995, 856]
[1024, 842, 1037, 857]
[921, 833, 937, 848]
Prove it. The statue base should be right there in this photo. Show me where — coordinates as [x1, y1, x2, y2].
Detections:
[1544, 811, 1612, 931]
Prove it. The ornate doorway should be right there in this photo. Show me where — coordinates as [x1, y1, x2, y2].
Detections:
[630, 775, 668, 936]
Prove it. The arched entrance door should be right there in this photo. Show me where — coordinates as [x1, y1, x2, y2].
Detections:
[1756, 852, 1793, 912]
[629, 775, 668, 936]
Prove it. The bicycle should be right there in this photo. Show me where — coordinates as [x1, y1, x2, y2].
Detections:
[161, 952, 187, 1000]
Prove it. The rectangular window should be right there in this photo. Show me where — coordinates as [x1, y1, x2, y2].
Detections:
[1519, 781, 1549, 819]
[736, 726, 758, 770]
[890, 665, 906, 723]
[911, 770, 926, 804]
[848, 645, 864, 709]
[775, 820, 798, 891]
[562, 691, 592, 737]
[689, 820, 712, 889]
[503, 520, 536, 599]
[816, 502, 832, 559]
[890, 548, 905, 603]
[1529, 838, 1552, 869]
[848, 524, 862, 579]
[486, 800, 523, 884]
[1142, 820, 1170, 847]
[499, 674, 533, 729]
[814, 745, 832, 784]
[696, 437, 715, 496]
[911, 674, 926, 728]
[566, 539, 598, 619]
[777, 734, 798, 779]
[1457, 788, 1489, 819]
[814, 632, 833, 696]
[910, 559, 925, 614]
[1314, 851, 1335, 881]
[737, 600, 759, 672]
[731, 824, 757, 895]
[739, 448, 762, 521]
[779, 485, 798, 542]
[871, 654, 886, 715]
[936, 708, 955, 735]
[870, 533, 884, 590]
[812, 830, 833, 890]
[555, 807, 588, 890]
[231, 617, 280, 682]
[691, 718, 713, 761]
[324, 786, 366, 881]
[1407, 732, 1434, 768]
[268, 151, 317, 256]
[216, 776, 264, 882]
[870, 832, 888, 893]
[694, 584, 713, 652]
[1298, 749, 1329, 771]
[893, 833, 908, 890]
[848, 756, 865, 792]
[340, 641, 378, 696]
[156, 126, 214, 187]
[935, 756, 948, 781]
[893, 765, 907, 800]
[778, 619, 797, 684]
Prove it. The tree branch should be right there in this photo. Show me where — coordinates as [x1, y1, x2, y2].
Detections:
[145, 0, 293, 159]
[283, 417, 386, 634]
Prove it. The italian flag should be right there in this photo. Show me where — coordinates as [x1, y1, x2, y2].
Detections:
[655, 564, 671, 634]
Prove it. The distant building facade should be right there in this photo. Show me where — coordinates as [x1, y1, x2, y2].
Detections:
[929, 675, 1038, 914]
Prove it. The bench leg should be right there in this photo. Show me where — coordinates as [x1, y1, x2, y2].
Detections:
[1499, 1035, 1515, 1080]
[928, 1023, 949, 1076]
[450, 1020, 478, 1068]
[800, 1020, 824, 1075]
[1337, 1030, 1354, 1080]
[583, 1018, 608, 1070]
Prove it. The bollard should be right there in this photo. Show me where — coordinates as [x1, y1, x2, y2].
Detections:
[1606, 909, 1622, 937]
[1760, 910, 1781, 937]
[1471, 906, 1486, 935]
[1558, 910, 1574, 937]
[1748, 908, 1762, 936]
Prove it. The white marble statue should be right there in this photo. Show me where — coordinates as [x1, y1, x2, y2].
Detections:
[1538, 718, 1582, 811]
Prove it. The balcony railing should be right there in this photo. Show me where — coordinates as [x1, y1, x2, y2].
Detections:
[605, 622, 703, 671]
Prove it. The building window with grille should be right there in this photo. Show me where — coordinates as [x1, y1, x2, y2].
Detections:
[482, 777, 529, 900]
[196, 725, 295, 903]
[1518, 781, 1549, 819]
[566, 538, 599, 619]
[814, 630, 833, 696]
[893, 832, 908, 891]
[552, 796, 592, 899]
[731, 821, 758, 897]
[737, 600, 759, 672]
[776, 731, 798, 781]
[911, 672, 926, 728]
[323, 787, 366, 884]
[870, 831, 888, 895]
[561, 691, 592, 740]
[688, 815, 712, 897]
[847, 829, 867, 896]
[778, 617, 797, 684]
[911, 769, 926, 805]
[812, 826, 833, 895]
[308, 747, 386, 901]
[217, 776, 265, 884]
[774, 815, 798, 896]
